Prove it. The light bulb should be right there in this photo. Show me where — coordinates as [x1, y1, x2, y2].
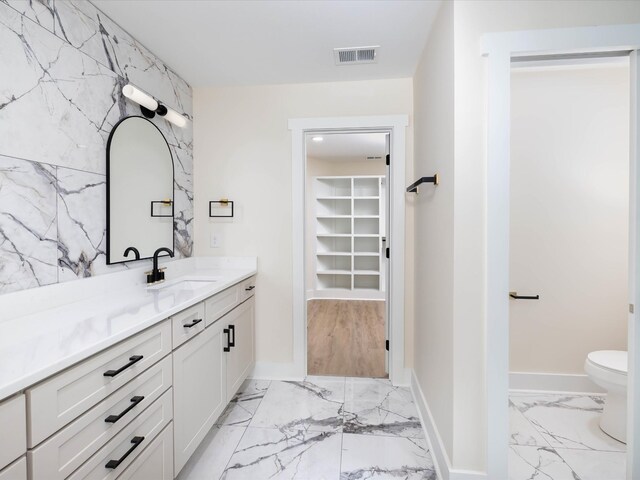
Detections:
[163, 107, 188, 128]
[122, 84, 158, 111]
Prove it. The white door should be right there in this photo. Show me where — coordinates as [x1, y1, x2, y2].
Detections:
[384, 133, 391, 374]
[172, 321, 226, 476]
[225, 298, 256, 401]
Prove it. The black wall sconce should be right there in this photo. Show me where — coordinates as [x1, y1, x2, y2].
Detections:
[122, 84, 187, 128]
[209, 199, 234, 218]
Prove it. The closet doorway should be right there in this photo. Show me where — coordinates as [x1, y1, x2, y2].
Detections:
[305, 132, 389, 378]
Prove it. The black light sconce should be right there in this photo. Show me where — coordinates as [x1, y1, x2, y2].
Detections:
[122, 84, 187, 128]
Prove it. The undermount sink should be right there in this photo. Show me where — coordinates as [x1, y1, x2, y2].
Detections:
[148, 278, 218, 292]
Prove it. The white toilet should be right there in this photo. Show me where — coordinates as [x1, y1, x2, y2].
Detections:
[585, 350, 627, 443]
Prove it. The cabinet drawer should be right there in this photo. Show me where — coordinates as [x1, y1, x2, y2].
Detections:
[29, 356, 172, 480]
[204, 286, 239, 327]
[239, 276, 256, 302]
[118, 423, 173, 480]
[0, 457, 26, 480]
[0, 395, 25, 470]
[66, 388, 173, 480]
[27, 320, 171, 447]
[172, 303, 206, 348]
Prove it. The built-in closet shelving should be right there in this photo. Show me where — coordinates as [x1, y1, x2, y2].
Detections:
[313, 176, 385, 300]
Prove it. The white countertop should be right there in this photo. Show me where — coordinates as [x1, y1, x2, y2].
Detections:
[0, 257, 256, 401]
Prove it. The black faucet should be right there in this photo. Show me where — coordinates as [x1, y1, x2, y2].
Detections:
[123, 246, 140, 260]
[147, 247, 174, 284]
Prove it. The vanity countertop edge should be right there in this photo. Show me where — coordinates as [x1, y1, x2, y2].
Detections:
[0, 257, 257, 402]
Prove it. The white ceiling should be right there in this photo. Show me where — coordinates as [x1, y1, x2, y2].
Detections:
[93, 0, 441, 87]
[306, 132, 387, 161]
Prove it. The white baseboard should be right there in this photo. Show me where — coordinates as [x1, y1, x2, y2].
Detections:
[410, 370, 486, 480]
[509, 371, 605, 394]
[250, 361, 304, 381]
[307, 290, 385, 301]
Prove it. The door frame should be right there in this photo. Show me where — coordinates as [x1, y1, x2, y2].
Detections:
[482, 24, 640, 478]
[289, 115, 409, 385]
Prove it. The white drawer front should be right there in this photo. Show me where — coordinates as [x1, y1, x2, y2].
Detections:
[204, 286, 239, 327]
[66, 388, 173, 480]
[0, 395, 25, 470]
[239, 276, 256, 302]
[118, 423, 173, 480]
[29, 356, 172, 480]
[0, 457, 26, 480]
[27, 320, 171, 447]
[172, 302, 205, 348]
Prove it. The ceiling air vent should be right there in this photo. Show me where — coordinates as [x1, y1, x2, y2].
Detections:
[334, 46, 379, 65]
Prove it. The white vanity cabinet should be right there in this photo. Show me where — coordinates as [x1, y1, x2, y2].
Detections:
[172, 318, 227, 474]
[3, 272, 255, 480]
[173, 275, 256, 475]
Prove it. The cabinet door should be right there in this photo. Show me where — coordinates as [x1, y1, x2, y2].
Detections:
[225, 297, 255, 402]
[173, 320, 226, 476]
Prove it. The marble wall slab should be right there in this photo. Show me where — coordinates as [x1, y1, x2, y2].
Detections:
[0, 0, 193, 294]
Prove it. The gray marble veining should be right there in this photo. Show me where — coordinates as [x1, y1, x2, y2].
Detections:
[509, 392, 627, 480]
[0, 156, 57, 293]
[180, 377, 438, 480]
[0, 0, 193, 293]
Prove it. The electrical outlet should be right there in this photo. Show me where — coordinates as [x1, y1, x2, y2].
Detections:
[210, 233, 222, 248]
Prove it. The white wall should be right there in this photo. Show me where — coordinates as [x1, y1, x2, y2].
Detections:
[510, 64, 629, 374]
[305, 156, 386, 293]
[413, 0, 455, 462]
[193, 79, 414, 368]
[412, 0, 640, 473]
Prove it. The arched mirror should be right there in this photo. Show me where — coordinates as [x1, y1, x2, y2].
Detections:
[106, 116, 174, 264]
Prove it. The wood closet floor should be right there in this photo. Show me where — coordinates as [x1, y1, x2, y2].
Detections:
[307, 299, 387, 378]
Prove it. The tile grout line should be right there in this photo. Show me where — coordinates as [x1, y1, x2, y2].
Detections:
[217, 380, 272, 480]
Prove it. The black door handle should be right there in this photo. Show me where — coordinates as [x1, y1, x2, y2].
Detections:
[104, 396, 145, 424]
[105, 436, 144, 469]
[183, 318, 203, 329]
[229, 324, 236, 347]
[103, 355, 144, 377]
[509, 292, 540, 300]
[223, 328, 231, 352]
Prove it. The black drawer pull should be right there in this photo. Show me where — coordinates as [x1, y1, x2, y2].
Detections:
[105, 436, 144, 469]
[245, 285, 255, 291]
[103, 355, 144, 377]
[223, 328, 231, 352]
[104, 396, 145, 424]
[183, 318, 203, 329]
[229, 324, 236, 347]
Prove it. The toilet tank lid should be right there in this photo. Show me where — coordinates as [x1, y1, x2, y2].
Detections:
[587, 350, 627, 374]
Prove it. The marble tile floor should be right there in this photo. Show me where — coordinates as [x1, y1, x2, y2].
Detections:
[509, 392, 627, 480]
[177, 376, 438, 480]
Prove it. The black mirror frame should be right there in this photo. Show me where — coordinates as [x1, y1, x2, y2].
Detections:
[105, 115, 175, 265]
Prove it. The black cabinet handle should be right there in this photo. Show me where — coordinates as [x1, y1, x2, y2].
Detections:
[229, 324, 236, 347]
[245, 286, 255, 291]
[104, 396, 145, 424]
[105, 436, 144, 469]
[103, 355, 144, 377]
[183, 318, 203, 329]
[223, 328, 231, 352]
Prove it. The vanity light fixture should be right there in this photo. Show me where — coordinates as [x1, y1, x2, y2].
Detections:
[122, 84, 187, 128]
